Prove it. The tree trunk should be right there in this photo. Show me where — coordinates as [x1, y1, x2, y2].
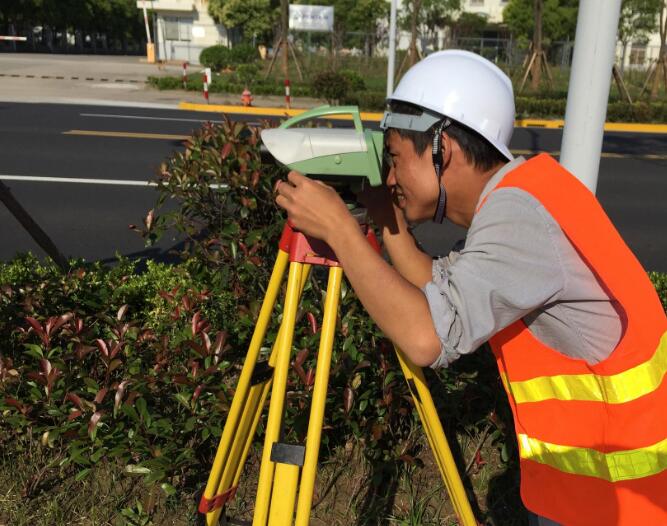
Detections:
[650, 1, 667, 98]
[408, 0, 422, 66]
[530, 0, 543, 90]
[621, 40, 628, 73]
[281, 0, 289, 77]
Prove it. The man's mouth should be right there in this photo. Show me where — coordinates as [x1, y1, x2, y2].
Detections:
[392, 187, 406, 207]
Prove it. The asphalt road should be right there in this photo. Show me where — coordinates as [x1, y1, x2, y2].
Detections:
[1, 101, 666, 271]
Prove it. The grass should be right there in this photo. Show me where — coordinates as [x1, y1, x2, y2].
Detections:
[0, 425, 522, 525]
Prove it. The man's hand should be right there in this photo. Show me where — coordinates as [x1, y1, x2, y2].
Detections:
[356, 183, 402, 235]
[275, 171, 358, 245]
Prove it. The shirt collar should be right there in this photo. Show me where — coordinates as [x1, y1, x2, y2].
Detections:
[476, 156, 527, 209]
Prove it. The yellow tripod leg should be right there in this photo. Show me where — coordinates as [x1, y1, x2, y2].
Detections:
[294, 266, 343, 526]
[394, 347, 477, 526]
[220, 264, 312, 518]
[204, 257, 311, 525]
[203, 249, 288, 525]
[253, 261, 305, 526]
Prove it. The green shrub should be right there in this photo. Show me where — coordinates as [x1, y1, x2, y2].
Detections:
[147, 75, 182, 90]
[343, 90, 386, 111]
[235, 63, 261, 86]
[515, 97, 567, 119]
[311, 70, 351, 104]
[199, 45, 232, 72]
[649, 272, 667, 311]
[230, 43, 259, 64]
[606, 101, 667, 123]
[340, 69, 366, 91]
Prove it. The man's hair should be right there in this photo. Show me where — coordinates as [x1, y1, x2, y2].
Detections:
[387, 101, 508, 172]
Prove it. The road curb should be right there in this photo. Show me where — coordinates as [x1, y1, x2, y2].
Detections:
[179, 101, 667, 134]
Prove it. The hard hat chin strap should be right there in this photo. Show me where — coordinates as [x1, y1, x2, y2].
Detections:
[432, 119, 451, 224]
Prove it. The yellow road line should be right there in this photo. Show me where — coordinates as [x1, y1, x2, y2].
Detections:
[178, 102, 667, 134]
[63, 129, 189, 140]
[178, 101, 383, 122]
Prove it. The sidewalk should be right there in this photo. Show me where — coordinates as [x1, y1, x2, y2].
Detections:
[0, 52, 324, 109]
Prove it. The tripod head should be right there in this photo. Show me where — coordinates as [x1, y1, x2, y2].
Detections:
[260, 105, 384, 201]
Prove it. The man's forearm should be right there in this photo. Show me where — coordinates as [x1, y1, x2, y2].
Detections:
[328, 222, 441, 367]
[378, 211, 433, 288]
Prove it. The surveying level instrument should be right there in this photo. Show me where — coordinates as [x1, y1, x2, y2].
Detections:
[199, 106, 476, 525]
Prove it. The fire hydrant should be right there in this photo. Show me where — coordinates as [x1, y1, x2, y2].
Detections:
[241, 87, 253, 107]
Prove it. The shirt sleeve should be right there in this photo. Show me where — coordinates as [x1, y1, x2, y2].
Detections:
[424, 188, 567, 369]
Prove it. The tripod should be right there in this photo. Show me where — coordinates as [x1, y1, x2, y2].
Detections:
[199, 220, 476, 526]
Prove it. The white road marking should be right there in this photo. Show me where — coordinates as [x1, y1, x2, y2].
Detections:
[80, 112, 223, 123]
[80, 113, 263, 127]
[0, 174, 227, 188]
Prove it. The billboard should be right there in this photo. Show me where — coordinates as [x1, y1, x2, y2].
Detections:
[289, 5, 334, 32]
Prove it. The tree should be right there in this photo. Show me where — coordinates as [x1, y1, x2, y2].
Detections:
[208, 0, 276, 43]
[451, 11, 487, 40]
[399, 0, 460, 67]
[503, 0, 578, 47]
[345, 0, 389, 56]
[647, 0, 667, 98]
[618, 0, 661, 72]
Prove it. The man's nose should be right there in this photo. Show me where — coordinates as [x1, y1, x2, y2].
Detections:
[386, 166, 396, 186]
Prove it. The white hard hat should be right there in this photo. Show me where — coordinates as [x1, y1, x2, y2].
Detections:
[382, 50, 515, 160]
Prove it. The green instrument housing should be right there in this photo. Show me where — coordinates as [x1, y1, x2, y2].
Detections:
[261, 105, 384, 188]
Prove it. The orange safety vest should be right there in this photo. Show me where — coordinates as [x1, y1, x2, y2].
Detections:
[483, 154, 667, 526]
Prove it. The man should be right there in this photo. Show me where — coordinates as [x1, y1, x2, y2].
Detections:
[275, 50, 667, 525]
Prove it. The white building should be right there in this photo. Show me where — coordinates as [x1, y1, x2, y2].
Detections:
[137, 0, 230, 64]
[459, 0, 663, 70]
[461, 0, 510, 24]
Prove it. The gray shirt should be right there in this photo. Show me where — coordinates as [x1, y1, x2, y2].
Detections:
[424, 157, 622, 369]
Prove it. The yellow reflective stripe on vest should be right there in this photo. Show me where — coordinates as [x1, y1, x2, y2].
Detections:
[503, 331, 667, 404]
[518, 433, 667, 482]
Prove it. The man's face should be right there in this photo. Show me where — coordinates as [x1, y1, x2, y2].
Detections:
[384, 130, 439, 223]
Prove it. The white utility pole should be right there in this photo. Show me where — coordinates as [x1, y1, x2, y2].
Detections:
[560, 0, 622, 194]
[386, 0, 398, 98]
[142, 1, 152, 44]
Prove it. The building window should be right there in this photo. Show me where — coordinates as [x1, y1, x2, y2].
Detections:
[629, 43, 646, 66]
[469, 0, 484, 5]
[164, 17, 192, 41]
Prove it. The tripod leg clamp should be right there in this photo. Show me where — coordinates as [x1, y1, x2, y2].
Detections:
[198, 486, 238, 513]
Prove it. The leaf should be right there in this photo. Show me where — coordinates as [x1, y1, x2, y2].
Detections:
[136, 398, 151, 428]
[67, 410, 83, 422]
[114, 380, 130, 415]
[65, 392, 84, 410]
[161, 483, 177, 496]
[75, 468, 92, 481]
[105, 360, 122, 376]
[95, 339, 109, 359]
[191, 311, 201, 336]
[94, 388, 108, 405]
[88, 411, 104, 437]
[117, 304, 129, 321]
[500, 442, 510, 463]
[221, 142, 233, 159]
[306, 312, 318, 334]
[212, 331, 227, 364]
[25, 317, 47, 346]
[144, 209, 155, 230]
[125, 464, 151, 474]
[343, 387, 354, 414]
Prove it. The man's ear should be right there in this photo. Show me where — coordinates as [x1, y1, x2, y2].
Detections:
[441, 131, 454, 168]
